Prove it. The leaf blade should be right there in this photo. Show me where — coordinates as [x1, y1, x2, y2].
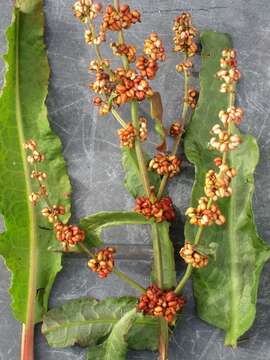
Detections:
[184, 30, 270, 344]
[0, 2, 71, 323]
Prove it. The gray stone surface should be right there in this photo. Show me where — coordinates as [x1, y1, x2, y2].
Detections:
[0, 0, 270, 359]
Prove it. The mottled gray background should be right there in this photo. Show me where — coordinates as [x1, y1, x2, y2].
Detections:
[1, 0, 270, 359]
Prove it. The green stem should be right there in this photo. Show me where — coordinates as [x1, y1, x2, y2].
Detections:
[112, 269, 146, 292]
[151, 224, 163, 288]
[111, 107, 128, 128]
[157, 66, 190, 199]
[175, 87, 236, 296]
[131, 100, 152, 197]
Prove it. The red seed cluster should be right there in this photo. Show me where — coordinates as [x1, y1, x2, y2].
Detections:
[138, 285, 186, 323]
[134, 196, 175, 223]
[88, 247, 116, 278]
[111, 42, 137, 63]
[54, 222, 86, 250]
[169, 122, 183, 137]
[118, 123, 137, 148]
[136, 55, 158, 80]
[101, 4, 141, 32]
[149, 153, 181, 178]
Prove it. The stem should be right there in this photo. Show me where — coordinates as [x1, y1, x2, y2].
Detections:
[159, 318, 169, 360]
[131, 101, 152, 197]
[175, 87, 236, 296]
[157, 65, 190, 199]
[151, 224, 163, 288]
[112, 269, 146, 292]
[111, 107, 128, 128]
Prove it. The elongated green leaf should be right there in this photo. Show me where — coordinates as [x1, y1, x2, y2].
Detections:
[0, 2, 71, 323]
[87, 308, 137, 360]
[184, 30, 270, 345]
[151, 222, 176, 290]
[42, 297, 159, 351]
[122, 148, 161, 198]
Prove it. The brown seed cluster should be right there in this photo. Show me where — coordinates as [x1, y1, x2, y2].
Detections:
[180, 242, 208, 268]
[173, 12, 197, 57]
[216, 48, 241, 93]
[144, 32, 166, 62]
[169, 122, 183, 137]
[186, 88, 198, 109]
[41, 206, 65, 223]
[210, 124, 241, 152]
[24, 139, 45, 164]
[54, 222, 86, 250]
[88, 247, 115, 278]
[135, 196, 175, 223]
[139, 117, 148, 142]
[72, 0, 102, 23]
[204, 168, 236, 200]
[114, 68, 153, 105]
[176, 59, 193, 73]
[149, 154, 181, 178]
[111, 42, 137, 63]
[101, 4, 141, 32]
[138, 285, 186, 323]
[185, 197, 225, 226]
[219, 106, 244, 127]
[136, 55, 158, 80]
[118, 123, 137, 148]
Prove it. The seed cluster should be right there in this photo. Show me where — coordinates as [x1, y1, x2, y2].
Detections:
[42, 206, 65, 223]
[204, 168, 236, 200]
[118, 123, 137, 148]
[185, 197, 225, 226]
[138, 285, 186, 323]
[169, 122, 183, 137]
[111, 42, 137, 63]
[54, 223, 86, 250]
[101, 4, 141, 32]
[149, 154, 181, 178]
[88, 247, 116, 278]
[135, 196, 175, 223]
[217, 49, 241, 93]
[139, 117, 148, 142]
[210, 124, 241, 152]
[72, 0, 102, 23]
[186, 88, 198, 109]
[179, 243, 208, 268]
[173, 12, 197, 59]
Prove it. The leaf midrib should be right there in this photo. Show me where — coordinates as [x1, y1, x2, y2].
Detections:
[15, 9, 38, 325]
[43, 317, 157, 335]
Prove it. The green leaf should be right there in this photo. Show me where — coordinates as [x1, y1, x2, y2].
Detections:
[122, 147, 161, 198]
[87, 308, 137, 360]
[0, 2, 71, 323]
[151, 222, 176, 290]
[184, 30, 270, 345]
[42, 297, 159, 351]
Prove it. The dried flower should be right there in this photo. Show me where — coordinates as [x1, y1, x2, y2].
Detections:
[88, 247, 116, 278]
[118, 123, 136, 148]
[143, 32, 166, 62]
[139, 117, 148, 142]
[54, 222, 86, 249]
[138, 285, 186, 323]
[180, 242, 208, 268]
[149, 153, 181, 178]
[169, 122, 183, 137]
[41, 205, 65, 223]
[135, 196, 175, 223]
[185, 196, 226, 226]
[101, 4, 140, 32]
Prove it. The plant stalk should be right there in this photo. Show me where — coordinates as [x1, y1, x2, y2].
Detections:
[175, 87, 236, 295]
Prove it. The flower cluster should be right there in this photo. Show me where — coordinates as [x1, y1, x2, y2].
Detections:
[138, 285, 186, 323]
[41, 206, 65, 223]
[135, 196, 175, 223]
[204, 168, 236, 200]
[88, 247, 116, 278]
[216, 48, 241, 93]
[149, 154, 181, 178]
[210, 124, 241, 152]
[187, 88, 198, 109]
[180, 242, 208, 268]
[173, 12, 197, 57]
[185, 196, 225, 226]
[111, 42, 137, 63]
[219, 106, 244, 127]
[169, 122, 183, 137]
[54, 223, 86, 250]
[72, 0, 102, 23]
[118, 123, 136, 148]
[101, 4, 141, 32]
